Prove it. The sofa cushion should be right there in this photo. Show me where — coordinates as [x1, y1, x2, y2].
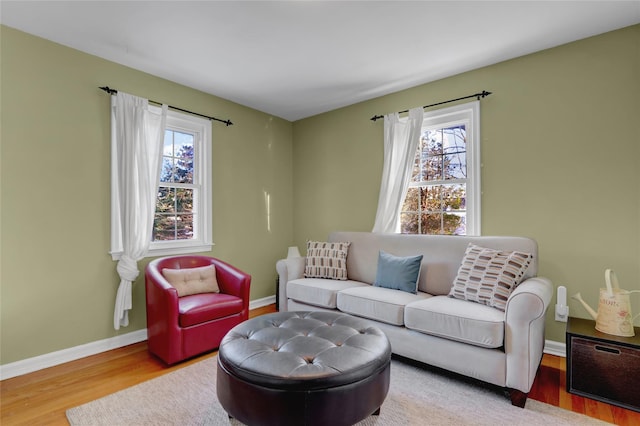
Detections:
[337, 286, 431, 326]
[287, 278, 367, 309]
[374, 250, 423, 294]
[448, 244, 532, 311]
[162, 264, 219, 297]
[405, 296, 505, 348]
[304, 241, 351, 280]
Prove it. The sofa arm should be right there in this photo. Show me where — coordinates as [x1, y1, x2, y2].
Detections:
[504, 276, 553, 396]
[275, 257, 305, 311]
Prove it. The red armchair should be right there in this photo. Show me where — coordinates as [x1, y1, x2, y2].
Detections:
[145, 255, 251, 365]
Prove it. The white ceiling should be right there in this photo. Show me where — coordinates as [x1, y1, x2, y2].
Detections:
[2, 1, 639, 121]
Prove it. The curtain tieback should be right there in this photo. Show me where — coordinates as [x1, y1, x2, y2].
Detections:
[117, 254, 139, 282]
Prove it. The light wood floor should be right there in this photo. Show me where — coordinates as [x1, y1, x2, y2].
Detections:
[2, 305, 639, 425]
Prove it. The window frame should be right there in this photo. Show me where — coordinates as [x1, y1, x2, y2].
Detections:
[110, 108, 213, 260]
[400, 101, 481, 236]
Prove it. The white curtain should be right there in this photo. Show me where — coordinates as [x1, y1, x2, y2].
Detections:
[372, 107, 424, 233]
[112, 92, 167, 330]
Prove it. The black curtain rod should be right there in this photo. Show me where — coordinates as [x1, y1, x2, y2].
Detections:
[99, 86, 233, 126]
[370, 90, 492, 122]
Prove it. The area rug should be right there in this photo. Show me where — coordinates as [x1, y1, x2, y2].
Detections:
[67, 356, 608, 425]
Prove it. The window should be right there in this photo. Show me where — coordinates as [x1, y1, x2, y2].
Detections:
[110, 108, 212, 259]
[150, 111, 212, 254]
[400, 101, 480, 235]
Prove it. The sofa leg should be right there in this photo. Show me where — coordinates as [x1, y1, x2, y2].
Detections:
[508, 388, 528, 408]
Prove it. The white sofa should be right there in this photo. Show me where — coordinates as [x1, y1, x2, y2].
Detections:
[276, 231, 553, 407]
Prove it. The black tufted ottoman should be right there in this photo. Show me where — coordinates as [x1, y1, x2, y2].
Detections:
[216, 311, 391, 426]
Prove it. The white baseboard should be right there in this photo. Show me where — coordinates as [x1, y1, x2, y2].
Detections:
[1, 296, 562, 381]
[0, 329, 148, 381]
[544, 339, 566, 357]
[249, 295, 276, 310]
[1, 296, 278, 381]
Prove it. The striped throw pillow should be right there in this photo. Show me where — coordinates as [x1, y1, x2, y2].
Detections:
[304, 241, 351, 280]
[449, 243, 532, 311]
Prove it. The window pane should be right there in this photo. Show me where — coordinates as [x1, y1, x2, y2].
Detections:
[176, 214, 194, 240]
[400, 212, 419, 234]
[446, 213, 466, 235]
[424, 130, 442, 155]
[442, 184, 466, 211]
[425, 154, 442, 181]
[424, 186, 440, 212]
[162, 130, 194, 184]
[173, 131, 193, 148]
[156, 187, 175, 213]
[160, 158, 176, 183]
[442, 126, 466, 154]
[402, 187, 420, 212]
[153, 214, 176, 241]
[422, 131, 445, 182]
[174, 138, 194, 184]
[442, 213, 466, 235]
[444, 152, 466, 179]
[421, 213, 442, 235]
[175, 188, 193, 212]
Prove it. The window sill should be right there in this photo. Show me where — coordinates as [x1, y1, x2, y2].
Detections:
[110, 243, 214, 261]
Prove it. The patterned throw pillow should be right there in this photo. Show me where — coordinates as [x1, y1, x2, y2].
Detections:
[304, 241, 351, 280]
[449, 244, 532, 311]
[162, 265, 220, 297]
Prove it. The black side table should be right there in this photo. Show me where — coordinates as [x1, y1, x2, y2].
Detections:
[566, 317, 640, 412]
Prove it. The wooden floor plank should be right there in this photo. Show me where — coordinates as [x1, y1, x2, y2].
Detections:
[2, 305, 640, 425]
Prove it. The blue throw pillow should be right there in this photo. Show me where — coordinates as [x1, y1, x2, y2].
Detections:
[374, 250, 423, 294]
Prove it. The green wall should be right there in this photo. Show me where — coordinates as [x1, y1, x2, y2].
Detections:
[2, 24, 638, 365]
[0, 26, 293, 364]
[292, 25, 640, 343]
